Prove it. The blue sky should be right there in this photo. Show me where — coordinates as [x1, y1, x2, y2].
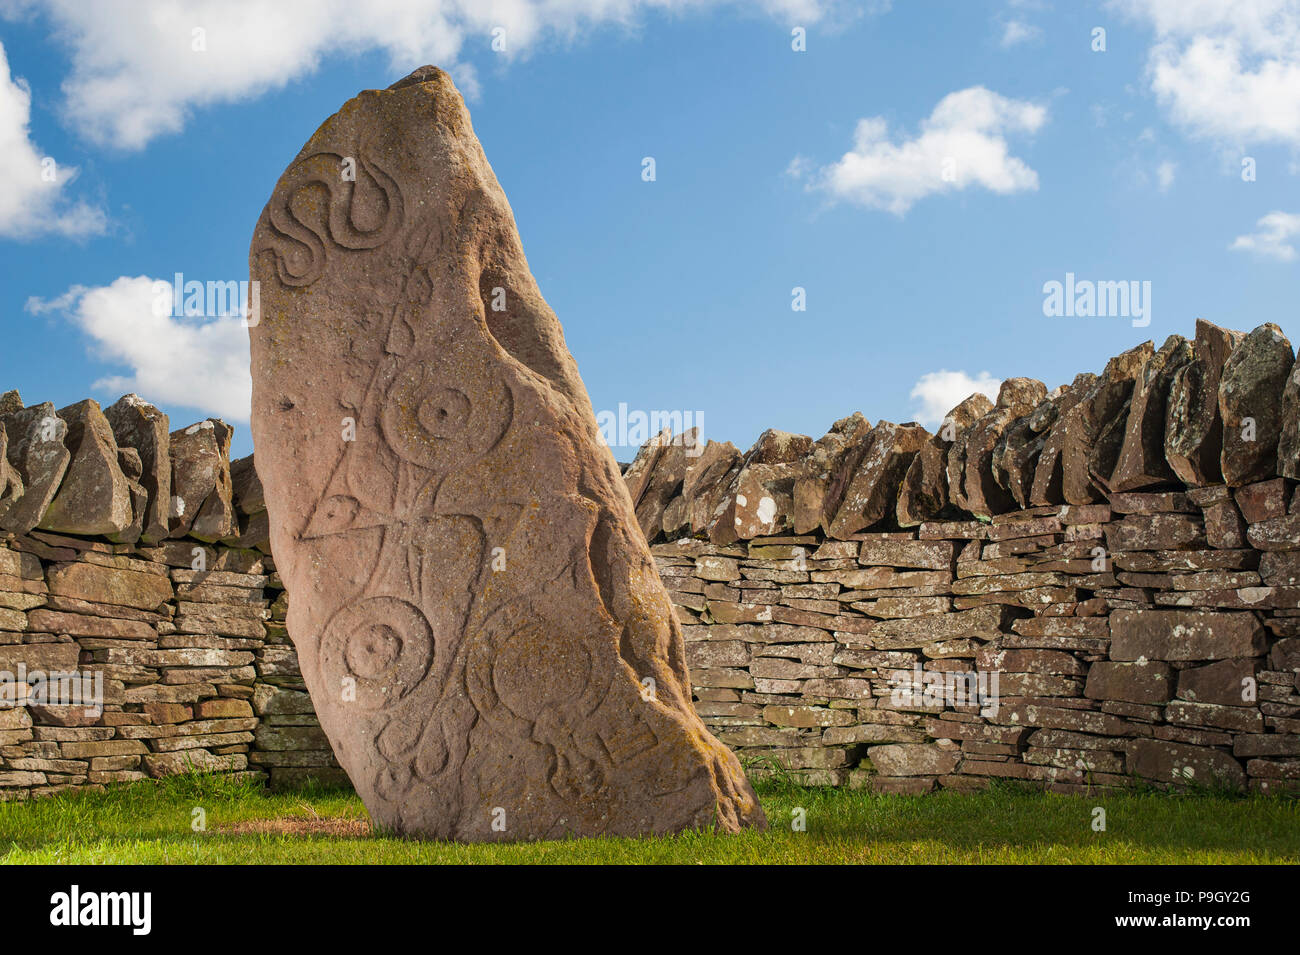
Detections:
[2, 0, 1298, 460]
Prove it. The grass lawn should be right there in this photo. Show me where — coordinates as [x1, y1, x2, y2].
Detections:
[1, 773, 1296, 864]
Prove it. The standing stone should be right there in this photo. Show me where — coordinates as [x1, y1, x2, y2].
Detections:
[104, 394, 172, 544]
[248, 66, 762, 840]
[1165, 319, 1242, 486]
[1110, 335, 1193, 491]
[898, 393, 991, 525]
[0, 402, 71, 535]
[1218, 323, 1294, 486]
[39, 399, 134, 537]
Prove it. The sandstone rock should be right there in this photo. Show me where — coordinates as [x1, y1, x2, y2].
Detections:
[680, 439, 741, 536]
[1049, 342, 1152, 505]
[1165, 319, 1242, 485]
[229, 454, 265, 514]
[38, 399, 133, 537]
[0, 402, 71, 535]
[248, 66, 762, 840]
[1127, 738, 1245, 788]
[634, 429, 694, 542]
[0, 418, 23, 521]
[0, 390, 21, 416]
[898, 393, 991, 526]
[707, 430, 810, 544]
[1029, 373, 1096, 506]
[1084, 660, 1172, 704]
[1110, 334, 1193, 490]
[827, 421, 928, 536]
[103, 394, 172, 543]
[1278, 350, 1300, 479]
[1176, 658, 1260, 707]
[1218, 323, 1294, 485]
[951, 378, 1045, 518]
[795, 414, 869, 534]
[169, 419, 237, 541]
[867, 743, 960, 776]
[1109, 609, 1266, 661]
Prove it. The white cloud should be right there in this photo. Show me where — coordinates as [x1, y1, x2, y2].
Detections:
[796, 87, 1047, 215]
[26, 276, 252, 422]
[4, 0, 865, 151]
[0, 39, 105, 238]
[1111, 0, 1300, 148]
[1230, 210, 1300, 260]
[1156, 159, 1177, 190]
[1000, 19, 1042, 47]
[910, 369, 1002, 428]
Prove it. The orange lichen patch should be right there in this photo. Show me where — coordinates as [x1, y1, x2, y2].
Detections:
[217, 816, 371, 838]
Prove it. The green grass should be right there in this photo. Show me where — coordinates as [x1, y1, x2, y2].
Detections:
[1, 773, 1296, 864]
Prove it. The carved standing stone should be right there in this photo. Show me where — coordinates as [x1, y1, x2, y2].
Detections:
[248, 66, 762, 841]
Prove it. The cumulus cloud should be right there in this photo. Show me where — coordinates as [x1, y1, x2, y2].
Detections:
[795, 87, 1047, 215]
[1111, 0, 1300, 148]
[1230, 210, 1300, 260]
[910, 369, 1002, 428]
[26, 276, 252, 421]
[3, 0, 865, 150]
[0, 39, 105, 238]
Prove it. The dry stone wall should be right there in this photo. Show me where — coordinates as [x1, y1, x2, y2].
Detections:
[0, 392, 341, 799]
[630, 320, 1300, 794]
[1, 318, 1299, 799]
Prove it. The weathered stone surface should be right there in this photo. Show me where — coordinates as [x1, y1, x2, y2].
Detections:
[103, 394, 172, 543]
[795, 414, 868, 534]
[868, 743, 960, 777]
[827, 421, 928, 536]
[1029, 373, 1096, 506]
[1218, 323, 1294, 486]
[1165, 319, 1242, 486]
[1084, 660, 1173, 704]
[1176, 658, 1259, 707]
[993, 386, 1065, 509]
[0, 416, 23, 521]
[708, 430, 810, 544]
[633, 430, 693, 542]
[1128, 738, 1245, 788]
[248, 66, 762, 840]
[1279, 350, 1300, 479]
[679, 439, 740, 536]
[0, 402, 71, 535]
[1070, 343, 1152, 502]
[1110, 334, 1193, 490]
[898, 393, 991, 525]
[951, 378, 1045, 518]
[38, 399, 133, 537]
[229, 453, 264, 515]
[169, 419, 238, 542]
[1110, 609, 1266, 661]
